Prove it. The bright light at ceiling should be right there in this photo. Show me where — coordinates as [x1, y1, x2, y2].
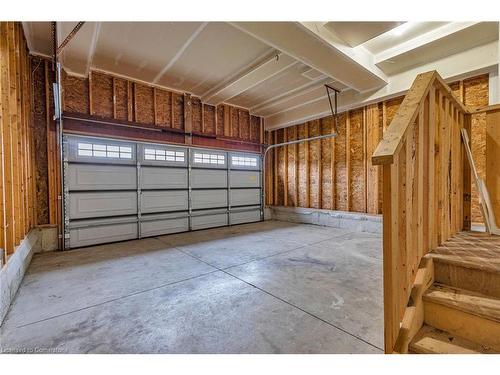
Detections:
[390, 22, 413, 36]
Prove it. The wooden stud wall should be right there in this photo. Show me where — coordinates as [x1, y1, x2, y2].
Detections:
[0, 22, 37, 265]
[266, 74, 489, 216]
[62, 70, 263, 150]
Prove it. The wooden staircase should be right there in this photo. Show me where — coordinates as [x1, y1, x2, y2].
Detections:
[409, 231, 500, 354]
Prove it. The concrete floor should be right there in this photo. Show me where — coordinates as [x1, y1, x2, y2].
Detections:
[0, 220, 383, 354]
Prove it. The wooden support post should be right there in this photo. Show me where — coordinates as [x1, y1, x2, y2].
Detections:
[259, 117, 264, 146]
[274, 131, 278, 206]
[224, 105, 231, 137]
[427, 89, 437, 250]
[382, 158, 400, 353]
[363, 107, 367, 213]
[331, 118, 336, 210]
[318, 120, 323, 209]
[170, 91, 175, 128]
[284, 128, 288, 206]
[133, 83, 137, 123]
[294, 126, 299, 206]
[127, 81, 133, 122]
[346, 111, 351, 211]
[417, 104, 425, 261]
[305, 122, 310, 208]
[0, 22, 14, 255]
[112, 77, 117, 119]
[153, 87, 157, 126]
[184, 93, 192, 144]
[201, 104, 205, 133]
[462, 113, 472, 230]
[237, 109, 241, 139]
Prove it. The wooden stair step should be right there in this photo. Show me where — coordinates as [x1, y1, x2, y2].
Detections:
[430, 252, 500, 274]
[423, 284, 500, 351]
[429, 251, 500, 298]
[410, 325, 496, 354]
[424, 284, 500, 323]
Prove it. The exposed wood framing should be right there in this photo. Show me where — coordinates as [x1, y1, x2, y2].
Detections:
[0, 22, 36, 264]
[373, 70, 471, 353]
[267, 73, 488, 219]
[61, 69, 263, 152]
[284, 128, 288, 206]
[346, 111, 351, 211]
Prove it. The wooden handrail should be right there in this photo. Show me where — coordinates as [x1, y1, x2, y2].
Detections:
[371, 70, 472, 353]
[372, 71, 470, 166]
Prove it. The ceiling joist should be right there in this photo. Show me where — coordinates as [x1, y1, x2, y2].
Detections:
[231, 21, 388, 93]
[202, 52, 296, 105]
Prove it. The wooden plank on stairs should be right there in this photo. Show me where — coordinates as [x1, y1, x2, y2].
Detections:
[410, 325, 496, 354]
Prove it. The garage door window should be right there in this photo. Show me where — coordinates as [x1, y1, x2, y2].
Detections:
[77, 142, 132, 159]
[144, 148, 185, 162]
[193, 152, 225, 165]
[231, 155, 257, 167]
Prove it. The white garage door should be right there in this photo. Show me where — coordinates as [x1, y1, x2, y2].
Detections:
[63, 135, 262, 249]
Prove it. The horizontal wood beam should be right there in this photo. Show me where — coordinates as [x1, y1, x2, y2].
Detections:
[202, 52, 296, 105]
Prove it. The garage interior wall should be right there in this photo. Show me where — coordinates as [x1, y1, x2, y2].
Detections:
[265, 74, 489, 222]
[31, 57, 264, 228]
[0, 22, 37, 265]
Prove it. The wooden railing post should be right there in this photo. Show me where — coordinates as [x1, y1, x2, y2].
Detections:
[462, 114, 472, 230]
[373, 70, 471, 353]
[382, 159, 399, 353]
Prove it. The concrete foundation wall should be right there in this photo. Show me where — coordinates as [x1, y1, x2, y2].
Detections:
[0, 225, 58, 326]
[268, 206, 382, 234]
[1, 229, 40, 325]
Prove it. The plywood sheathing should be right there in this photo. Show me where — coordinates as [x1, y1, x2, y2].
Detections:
[250, 115, 260, 143]
[63, 75, 89, 114]
[154, 89, 172, 127]
[268, 74, 488, 216]
[335, 113, 348, 211]
[114, 78, 128, 121]
[191, 97, 202, 133]
[134, 83, 155, 125]
[463, 75, 488, 223]
[91, 71, 113, 118]
[349, 108, 365, 213]
[276, 128, 285, 206]
[309, 120, 320, 209]
[287, 125, 298, 206]
[62, 69, 262, 148]
[31, 56, 49, 225]
[320, 117, 333, 209]
[297, 123, 308, 207]
[203, 104, 216, 134]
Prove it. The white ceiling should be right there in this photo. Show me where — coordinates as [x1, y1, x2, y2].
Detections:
[24, 21, 499, 129]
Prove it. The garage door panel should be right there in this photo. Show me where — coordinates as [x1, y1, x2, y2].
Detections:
[68, 164, 137, 191]
[191, 212, 228, 230]
[191, 169, 227, 188]
[191, 190, 228, 209]
[67, 136, 136, 164]
[69, 191, 138, 219]
[230, 189, 260, 207]
[69, 222, 138, 248]
[230, 170, 260, 188]
[140, 167, 187, 189]
[141, 191, 188, 213]
[230, 209, 261, 225]
[140, 217, 189, 237]
[64, 135, 261, 249]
